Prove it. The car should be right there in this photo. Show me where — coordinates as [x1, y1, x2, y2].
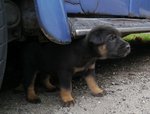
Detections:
[0, 0, 150, 88]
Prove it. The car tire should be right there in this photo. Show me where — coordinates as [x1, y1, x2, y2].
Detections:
[0, 0, 7, 88]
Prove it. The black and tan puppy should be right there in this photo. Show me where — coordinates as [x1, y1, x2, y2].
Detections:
[22, 26, 130, 105]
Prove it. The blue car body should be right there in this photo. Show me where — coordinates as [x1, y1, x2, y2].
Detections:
[34, 0, 150, 44]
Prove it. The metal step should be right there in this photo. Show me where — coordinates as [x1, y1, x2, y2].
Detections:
[69, 18, 150, 37]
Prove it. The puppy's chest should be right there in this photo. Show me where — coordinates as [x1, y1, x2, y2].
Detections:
[73, 59, 96, 74]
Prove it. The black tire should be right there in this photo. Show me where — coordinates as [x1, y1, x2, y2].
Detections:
[0, 0, 7, 88]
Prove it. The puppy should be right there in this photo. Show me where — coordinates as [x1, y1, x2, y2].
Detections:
[21, 25, 130, 105]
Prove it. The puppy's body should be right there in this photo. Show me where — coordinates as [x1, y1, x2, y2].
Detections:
[22, 39, 96, 82]
[27, 39, 95, 74]
[22, 26, 130, 105]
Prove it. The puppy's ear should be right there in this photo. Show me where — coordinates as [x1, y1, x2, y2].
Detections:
[86, 30, 103, 45]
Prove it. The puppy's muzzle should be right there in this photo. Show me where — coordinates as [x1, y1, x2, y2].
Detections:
[124, 44, 131, 56]
[118, 43, 131, 57]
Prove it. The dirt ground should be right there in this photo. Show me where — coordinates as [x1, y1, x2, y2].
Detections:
[0, 44, 150, 114]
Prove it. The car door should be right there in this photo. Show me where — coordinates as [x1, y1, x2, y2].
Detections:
[65, 0, 130, 16]
[65, 0, 150, 18]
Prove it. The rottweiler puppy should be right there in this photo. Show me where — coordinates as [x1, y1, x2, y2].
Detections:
[22, 25, 130, 106]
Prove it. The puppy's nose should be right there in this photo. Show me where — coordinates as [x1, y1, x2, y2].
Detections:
[125, 44, 130, 50]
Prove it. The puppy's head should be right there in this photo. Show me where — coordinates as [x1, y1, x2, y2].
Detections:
[86, 26, 131, 59]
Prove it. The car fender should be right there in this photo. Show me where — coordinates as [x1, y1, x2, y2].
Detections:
[34, 0, 71, 44]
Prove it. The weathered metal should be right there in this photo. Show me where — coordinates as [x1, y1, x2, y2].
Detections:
[69, 18, 150, 37]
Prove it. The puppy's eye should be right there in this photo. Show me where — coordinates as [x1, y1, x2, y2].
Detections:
[109, 36, 116, 41]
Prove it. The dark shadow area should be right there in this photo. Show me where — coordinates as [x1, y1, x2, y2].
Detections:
[1, 41, 150, 91]
[1, 41, 23, 90]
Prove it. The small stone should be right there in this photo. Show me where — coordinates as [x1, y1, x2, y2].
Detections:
[110, 90, 115, 93]
[84, 108, 87, 111]
[111, 82, 116, 85]
[128, 73, 136, 76]
[145, 97, 150, 99]
[113, 111, 116, 113]
[82, 96, 85, 99]
[111, 82, 119, 85]
[122, 98, 126, 101]
[121, 81, 127, 84]
[142, 100, 146, 103]
[117, 89, 122, 91]
[113, 72, 116, 75]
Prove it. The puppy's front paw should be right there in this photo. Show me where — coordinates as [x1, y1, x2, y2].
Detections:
[27, 97, 41, 104]
[26, 92, 41, 104]
[92, 89, 106, 97]
[63, 99, 75, 107]
[60, 88, 75, 107]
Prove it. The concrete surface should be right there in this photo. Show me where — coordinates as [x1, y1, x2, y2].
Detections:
[0, 44, 150, 114]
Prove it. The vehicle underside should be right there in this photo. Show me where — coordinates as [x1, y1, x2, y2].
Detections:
[0, 0, 150, 88]
[6, 0, 150, 43]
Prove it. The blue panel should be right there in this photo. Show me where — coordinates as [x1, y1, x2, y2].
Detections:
[65, 0, 130, 16]
[97, 0, 130, 16]
[65, 0, 80, 4]
[130, 0, 150, 18]
[34, 0, 71, 44]
[80, 0, 99, 13]
[65, 2, 83, 13]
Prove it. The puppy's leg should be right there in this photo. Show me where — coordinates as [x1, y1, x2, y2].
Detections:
[23, 70, 41, 103]
[14, 83, 24, 93]
[43, 75, 56, 92]
[58, 71, 75, 106]
[84, 69, 105, 97]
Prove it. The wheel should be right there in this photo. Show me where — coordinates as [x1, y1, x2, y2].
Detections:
[0, 0, 8, 88]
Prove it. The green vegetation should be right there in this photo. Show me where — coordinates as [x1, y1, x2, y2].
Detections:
[124, 33, 150, 42]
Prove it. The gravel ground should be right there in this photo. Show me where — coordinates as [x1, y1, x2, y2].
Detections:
[0, 44, 150, 114]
